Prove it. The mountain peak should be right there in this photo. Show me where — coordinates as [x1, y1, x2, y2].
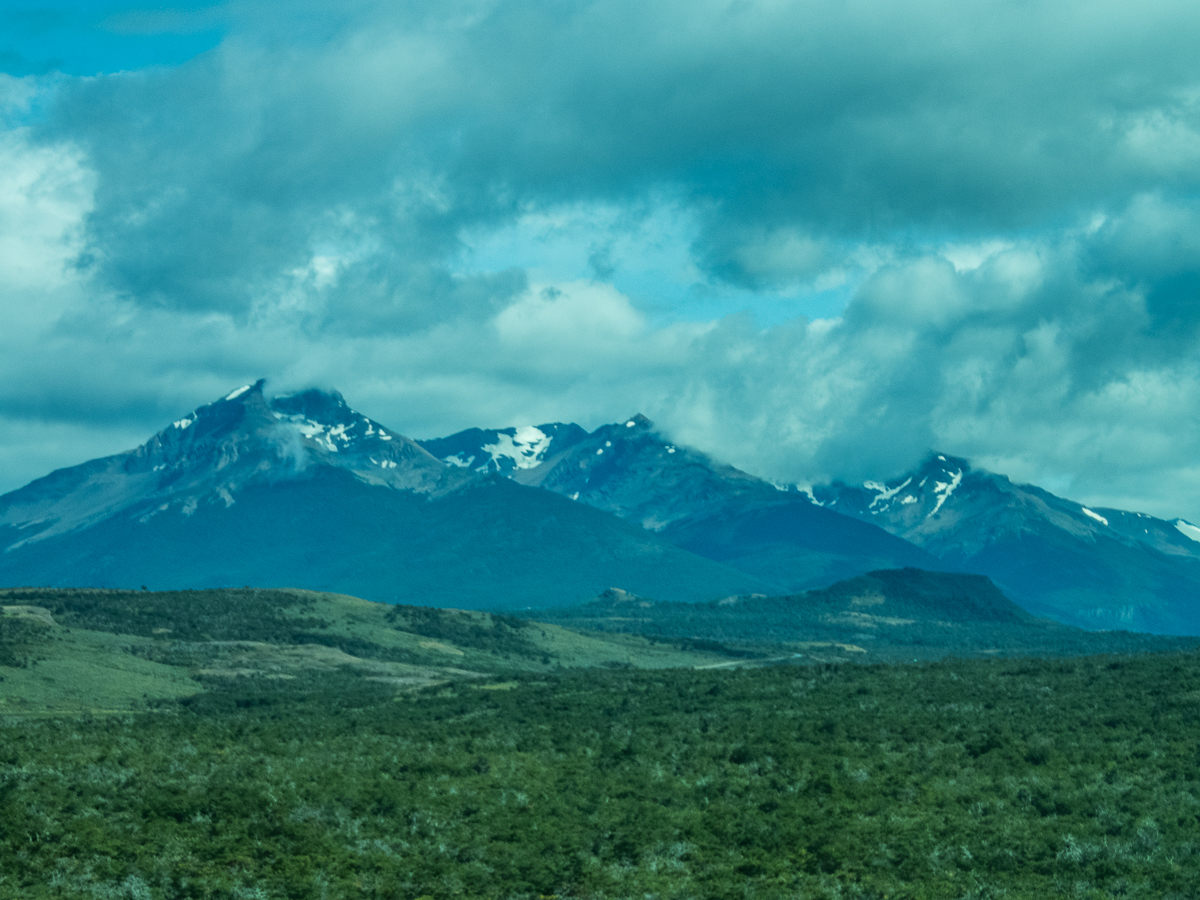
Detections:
[263, 388, 448, 491]
[417, 422, 589, 475]
[0, 382, 453, 549]
[919, 451, 971, 474]
[222, 379, 265, 402]
[270, 387, 348, 417]
[842, 451, 973, 522]
[154, 379, 278, 465]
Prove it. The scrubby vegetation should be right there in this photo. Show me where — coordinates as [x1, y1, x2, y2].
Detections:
[3, 587, 332, 644]
[0, 615, 49, 668]
[384, 604, 542, 657]
[4, 649, 1200, 898]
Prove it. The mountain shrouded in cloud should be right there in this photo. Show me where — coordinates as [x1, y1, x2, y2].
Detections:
[7, 380, 1200, 631]
[2, 0, 1200, 523]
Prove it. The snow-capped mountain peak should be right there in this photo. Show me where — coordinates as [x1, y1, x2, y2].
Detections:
[418, 422, 588, 475]
[263, 388, 447, 490]
[481, 425, 553, 470]
[268, 389, 401, 455]
[0, 382, 452, 548]
[814, 452, 1200, 631]
[504, 413, 780, 530]
[850, 454, 969, 522]
[421, 411, 787, 532]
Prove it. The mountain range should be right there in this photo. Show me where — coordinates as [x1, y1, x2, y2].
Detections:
[0, 384, 776, 608]
[812, 455, 1200, 634]
[2, 381, 1199, 633]
[425, 415, 935, 589]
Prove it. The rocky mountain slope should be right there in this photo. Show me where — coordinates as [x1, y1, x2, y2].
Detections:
[814, 455, 1200, 633]
[422, 415, 936, 591]
[418, 423, 588, 476]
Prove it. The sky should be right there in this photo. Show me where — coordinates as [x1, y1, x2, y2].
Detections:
[3, 0, 1200, 521]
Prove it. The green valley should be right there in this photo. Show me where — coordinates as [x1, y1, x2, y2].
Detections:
[4, 585, 1200, 899]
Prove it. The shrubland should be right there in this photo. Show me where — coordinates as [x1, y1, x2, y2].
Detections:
[3, 647, 1199, 899]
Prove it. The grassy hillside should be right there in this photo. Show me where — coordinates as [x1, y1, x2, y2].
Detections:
[0, 587, 748, 714]
[3, 650, 1200, 898]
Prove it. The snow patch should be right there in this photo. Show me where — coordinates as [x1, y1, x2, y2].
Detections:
[290, 419, 339, 452]
[224, 384, 252, 401]
[481, 425, 552, 470]
[626, 420, 636, 427]
[1081, 507, 1109, 526]
[864, 477, 912, 509]
[928, 470, 962, 517]
[173, 416, 194, 430]
[1175, 519, 1200, 544]
[774, 483, 823, 505]
[279, 415, 360, 453]
[444, 454, 472, 468]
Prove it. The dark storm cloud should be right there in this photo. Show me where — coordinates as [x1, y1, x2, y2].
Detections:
[41, 0, 1200, 314]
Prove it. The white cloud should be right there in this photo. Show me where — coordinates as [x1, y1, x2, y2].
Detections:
[0, 128, 92, 295]
[495, 281, 644, 347]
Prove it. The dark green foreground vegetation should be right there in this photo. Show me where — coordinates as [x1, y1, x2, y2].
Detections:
[4, 650, 1200, 899]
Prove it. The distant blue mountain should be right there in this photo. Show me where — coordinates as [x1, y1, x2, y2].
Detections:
[421, 414, 938, 592]
[813, 454, 1200, 634]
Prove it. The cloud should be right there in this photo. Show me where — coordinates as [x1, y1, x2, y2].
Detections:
[655, 208, 1200, 520]
[0, 127, 91, 295]
[34, 0, 1200, 318]
[3, 0, 1200, 526]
